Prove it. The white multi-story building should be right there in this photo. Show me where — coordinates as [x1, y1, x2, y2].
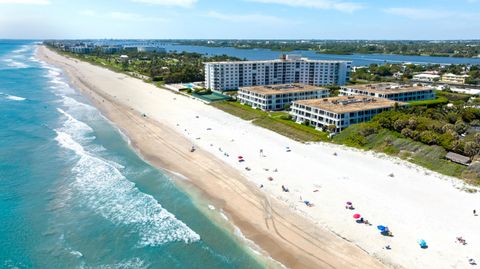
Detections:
[290, 96, 405, 133]
[237, 83, 329, 111]
[413, 73, 440, 82]
[340, 83, 435, 102]
[137, 46, 166, 53]
[205, 55, 351, 91]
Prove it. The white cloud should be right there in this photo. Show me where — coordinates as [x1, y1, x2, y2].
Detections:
[206, 11, 291, 24]
[0, 0, 50, 4]
[80, 10, 167, 22]
[247, 0, 363, 13]
[383, 7, 477, 20]
[130, 0, 196, 8]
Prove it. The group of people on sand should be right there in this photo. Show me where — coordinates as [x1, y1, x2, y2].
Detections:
[346, 202, 479, 266]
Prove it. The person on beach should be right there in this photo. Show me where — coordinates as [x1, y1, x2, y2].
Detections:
[259, 149, 264, 157]
[474, 209, 477, 216]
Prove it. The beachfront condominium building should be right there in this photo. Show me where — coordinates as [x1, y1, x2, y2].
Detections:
[441, 73, 469, 85]
[237, 83, 329, 111]
[290, 96, 405, 133]
[340, 83, 435, 102]
[205, 55, 351, 91]
[413, 73, 441, 82]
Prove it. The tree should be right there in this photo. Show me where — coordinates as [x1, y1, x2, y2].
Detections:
[401, 128, 414, 138]
[464, 141, 480, 157]
[327, 124, 337, 133]
[451, 140, 464, 153]
[475, 133, 480, 144]
[454, 120, 468, 134]
[393, 118, 408, 132]
[442, 123, 455, 134]
[419, 131, 438, 145]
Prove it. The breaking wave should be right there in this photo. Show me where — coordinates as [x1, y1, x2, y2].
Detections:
[54, 110, 200, 247]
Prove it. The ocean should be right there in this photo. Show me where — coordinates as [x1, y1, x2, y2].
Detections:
[0, 40, 267, 268]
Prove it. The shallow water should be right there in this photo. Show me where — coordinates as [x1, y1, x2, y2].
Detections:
[0, 41, 266, 269]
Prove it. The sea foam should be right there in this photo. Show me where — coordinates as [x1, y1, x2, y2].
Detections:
[3, 58, 29, 69]
[55, 130, 200, 247]
[0, 92, 27, 101]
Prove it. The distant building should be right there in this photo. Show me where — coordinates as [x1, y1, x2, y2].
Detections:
[290, 96, 405, 133]
[237, 83, 329, 111]
[101, 46, 121, 54]
[340, 83, 435, 102]
[70, 46, 94, 54]
[137, 46, 166, 53]
[441, 73, 469, 85]
[122, 46, 139, 52]
[205, 55, 352, 91]
[393, 72, 404, 79]
[413, 73, 441, 82]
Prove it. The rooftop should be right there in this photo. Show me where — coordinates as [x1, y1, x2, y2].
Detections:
[414, 73, 440, 78]
[240, 83, 327, 95]
[443, 73, 469, 78]
[445, 152, 471, 165]
[294, 95, 404, 114]
[343, 83, 433, 94]
[205, 55, 351, 65]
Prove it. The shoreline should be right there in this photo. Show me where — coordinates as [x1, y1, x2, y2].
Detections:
[38, 46, 387, 268]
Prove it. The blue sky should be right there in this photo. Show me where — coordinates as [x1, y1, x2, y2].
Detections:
[0, 0, 479, 39]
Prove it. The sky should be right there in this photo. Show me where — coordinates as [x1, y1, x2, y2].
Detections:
[0, 0, 479, 40]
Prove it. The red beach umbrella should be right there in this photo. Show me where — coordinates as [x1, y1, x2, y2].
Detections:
[346, 201, 352, 205]
[238, 156, 243, 159]
[353, 214, 361, 219]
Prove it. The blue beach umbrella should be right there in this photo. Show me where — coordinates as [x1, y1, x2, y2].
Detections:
[377, 225, 386, 231]
[417, 239, 428, 248]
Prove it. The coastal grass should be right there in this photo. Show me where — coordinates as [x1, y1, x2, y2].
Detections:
[332, 125, 478, 180]
[408, 96, 449, 107]
[211, 101, 328, 142]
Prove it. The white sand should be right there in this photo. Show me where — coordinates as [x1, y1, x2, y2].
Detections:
[43, 49, 480, 268]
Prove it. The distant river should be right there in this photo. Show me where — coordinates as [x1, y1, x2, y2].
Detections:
[163, 44, 480, 67]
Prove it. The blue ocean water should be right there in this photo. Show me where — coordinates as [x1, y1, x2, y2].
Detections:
[0, 41, 266, 269]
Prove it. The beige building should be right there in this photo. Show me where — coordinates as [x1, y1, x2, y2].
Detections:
[340, 83, 435, 102]
[290, 96, 405, 132]
[238, 84, 329, 111]
[441, 73, 469, 85]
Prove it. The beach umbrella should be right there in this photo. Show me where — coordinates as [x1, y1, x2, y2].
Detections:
[346, 201, 352, 205]
[237, 156, 243, 159]
[377, 225, 386, 231]
[417, 239, 428, 248]
[353, 214, 361, 219]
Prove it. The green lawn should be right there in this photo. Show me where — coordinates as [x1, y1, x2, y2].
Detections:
[211, 101, 328, 142]
[408, 96, 449, 107]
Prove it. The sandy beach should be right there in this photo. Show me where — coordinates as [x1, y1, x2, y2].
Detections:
[38, 46, 480, 269]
